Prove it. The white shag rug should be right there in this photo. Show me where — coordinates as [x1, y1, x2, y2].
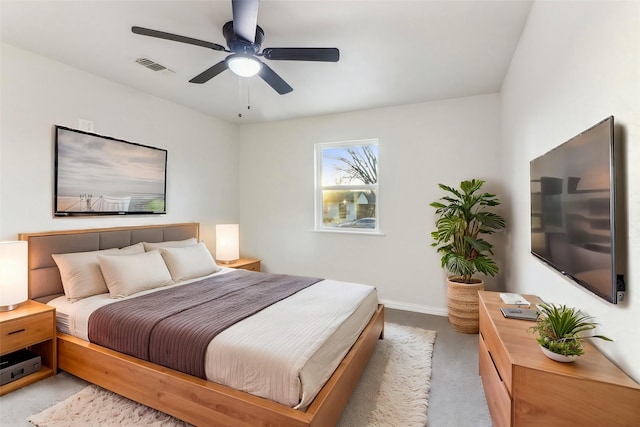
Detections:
[28, 323, 436, 427]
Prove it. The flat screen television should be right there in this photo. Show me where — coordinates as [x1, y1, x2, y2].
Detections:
[530, 116, 624, 304]
[54, 126, 167, 216]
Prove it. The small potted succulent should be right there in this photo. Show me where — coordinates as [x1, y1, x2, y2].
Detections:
[529, 302, 612, 362]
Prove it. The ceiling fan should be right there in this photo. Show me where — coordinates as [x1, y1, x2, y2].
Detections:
[132, 0, 339, 95]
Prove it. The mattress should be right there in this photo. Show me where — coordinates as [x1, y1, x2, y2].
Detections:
[49, 268, 378, 409]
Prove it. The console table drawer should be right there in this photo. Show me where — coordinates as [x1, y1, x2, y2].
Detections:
[479, 302, 512, 392]
[479, 334, 511, 427]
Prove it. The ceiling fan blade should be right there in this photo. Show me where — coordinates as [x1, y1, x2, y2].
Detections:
[189, 61, 229, 84]
[132, 26, 227, 51]
[258, 62, 293, 95]
[232, 0, 259, 43]
[262, 48, 340, 62]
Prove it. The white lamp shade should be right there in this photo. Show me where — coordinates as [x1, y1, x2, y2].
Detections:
[0, 241, 29, 310]
[216, 224, 239, 262]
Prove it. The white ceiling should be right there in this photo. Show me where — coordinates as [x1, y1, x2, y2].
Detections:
[1, 0, 532, 124]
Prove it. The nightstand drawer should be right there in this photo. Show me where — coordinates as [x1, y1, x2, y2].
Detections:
[0, 311, 53, 355]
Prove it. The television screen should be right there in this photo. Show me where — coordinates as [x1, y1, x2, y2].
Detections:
[530, 116, 620, 303]
[54, 126, 167, 216]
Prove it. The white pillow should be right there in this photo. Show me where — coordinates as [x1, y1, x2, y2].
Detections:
[98, 250, 173, 298]
[52, 243, 145, 300]
[143, 238, 197, 252]
[160, 243, 220, 282]
[121, 242, 145, 253]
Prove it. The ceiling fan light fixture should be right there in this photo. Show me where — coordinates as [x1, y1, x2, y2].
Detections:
[226, 54, 261, 77]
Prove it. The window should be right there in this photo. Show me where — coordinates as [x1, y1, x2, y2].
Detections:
[315, 139, 379, 232]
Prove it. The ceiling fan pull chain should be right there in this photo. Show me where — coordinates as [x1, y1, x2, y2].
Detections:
[247, 80, 251, 111]
[237, 76, 244, 118]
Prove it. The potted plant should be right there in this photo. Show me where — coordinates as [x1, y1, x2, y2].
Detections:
[430, 179, 506, 333]
[529, 302, 612, 362]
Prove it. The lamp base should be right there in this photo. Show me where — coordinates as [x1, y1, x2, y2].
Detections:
[0, 303, 21, 312]
[218, 259, 239, 264]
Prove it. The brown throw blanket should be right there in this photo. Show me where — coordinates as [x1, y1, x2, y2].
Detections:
[88, 270, 321, 378]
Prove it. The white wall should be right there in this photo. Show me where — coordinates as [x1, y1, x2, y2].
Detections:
[238, 95, 504, 314]
[501, 1, 640, 380]
[0, 43, 239, 249]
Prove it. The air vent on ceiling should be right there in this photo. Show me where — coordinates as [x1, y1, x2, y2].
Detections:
[135, 57, 174, 74]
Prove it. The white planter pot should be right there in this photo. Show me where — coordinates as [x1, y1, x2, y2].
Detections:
[539, 345, 579, 363]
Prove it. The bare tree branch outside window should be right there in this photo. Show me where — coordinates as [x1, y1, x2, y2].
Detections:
[331, 145, 378, 185]
[330, 145, 377, 216]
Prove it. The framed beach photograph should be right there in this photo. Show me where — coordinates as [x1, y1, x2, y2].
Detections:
[54, 125, 167, 216]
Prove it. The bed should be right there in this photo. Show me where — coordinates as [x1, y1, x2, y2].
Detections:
[20, 223, 384, 426]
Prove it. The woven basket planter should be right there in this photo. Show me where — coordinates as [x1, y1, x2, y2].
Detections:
[447, 277, 484, 334]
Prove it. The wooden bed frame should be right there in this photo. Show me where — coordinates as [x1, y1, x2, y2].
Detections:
[20, 223, 384, 427]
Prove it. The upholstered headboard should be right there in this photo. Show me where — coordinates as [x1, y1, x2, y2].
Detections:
[19, 223, 199, 301]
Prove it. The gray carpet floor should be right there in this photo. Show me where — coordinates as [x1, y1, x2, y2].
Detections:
[0, 308, 492, 426]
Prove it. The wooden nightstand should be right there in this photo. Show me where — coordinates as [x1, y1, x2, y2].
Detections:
[0, 300, 56, 395]
[217, 258, 261, 272]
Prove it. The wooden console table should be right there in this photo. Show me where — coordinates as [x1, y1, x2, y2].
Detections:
[478, 291, 640, 427]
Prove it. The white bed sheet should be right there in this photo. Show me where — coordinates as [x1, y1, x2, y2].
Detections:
[49, 269, 378, 409]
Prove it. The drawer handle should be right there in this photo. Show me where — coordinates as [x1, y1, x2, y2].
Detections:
[8, 328, 26, 335]
[487, 350, 504, 382]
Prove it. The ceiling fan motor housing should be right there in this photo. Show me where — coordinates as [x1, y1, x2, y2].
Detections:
[223, 21, 264, 54]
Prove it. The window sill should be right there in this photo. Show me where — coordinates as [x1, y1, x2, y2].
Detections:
[312, 228, 386, 236]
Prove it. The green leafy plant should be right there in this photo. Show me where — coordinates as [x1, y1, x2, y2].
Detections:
[430, 179, 506, 284]
[529, 303, 612, 357]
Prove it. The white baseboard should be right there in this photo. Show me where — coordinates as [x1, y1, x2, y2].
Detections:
[379, 298, 448, 317]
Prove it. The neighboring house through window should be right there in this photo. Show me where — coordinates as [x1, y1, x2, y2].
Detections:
[315, 139, 379, 232]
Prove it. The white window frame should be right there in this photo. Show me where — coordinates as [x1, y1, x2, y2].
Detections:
[314, 139, 380, 234]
